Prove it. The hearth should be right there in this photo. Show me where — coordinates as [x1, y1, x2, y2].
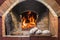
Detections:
[2, 0, 58, 37]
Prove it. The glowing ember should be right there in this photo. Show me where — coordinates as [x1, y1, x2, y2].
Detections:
[22, 11, 36, 29]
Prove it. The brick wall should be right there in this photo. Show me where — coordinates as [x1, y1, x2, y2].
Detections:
[56, 0, 60, 5]
[0, 0, 5, 5]
[0, 0, 59, 40]
[0, 0, 16, 16]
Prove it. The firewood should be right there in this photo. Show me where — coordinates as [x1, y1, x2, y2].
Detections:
[29, 27, 38, 34]
[35, 30, 42, 35]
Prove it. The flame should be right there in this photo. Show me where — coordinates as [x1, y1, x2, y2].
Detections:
[22, 11, 36, 29]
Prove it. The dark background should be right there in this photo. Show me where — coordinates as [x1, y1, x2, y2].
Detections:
[0, 0, 59, 40]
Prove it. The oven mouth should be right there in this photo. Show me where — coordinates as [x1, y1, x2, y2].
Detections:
[5, 0, 49, 35]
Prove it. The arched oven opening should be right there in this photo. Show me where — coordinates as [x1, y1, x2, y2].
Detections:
[4, 0, 52, 36]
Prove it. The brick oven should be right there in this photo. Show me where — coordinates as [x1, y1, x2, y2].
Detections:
[0, 0, 59, 37]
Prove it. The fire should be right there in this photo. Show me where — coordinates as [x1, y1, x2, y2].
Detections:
[22, 11, 36, 29]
